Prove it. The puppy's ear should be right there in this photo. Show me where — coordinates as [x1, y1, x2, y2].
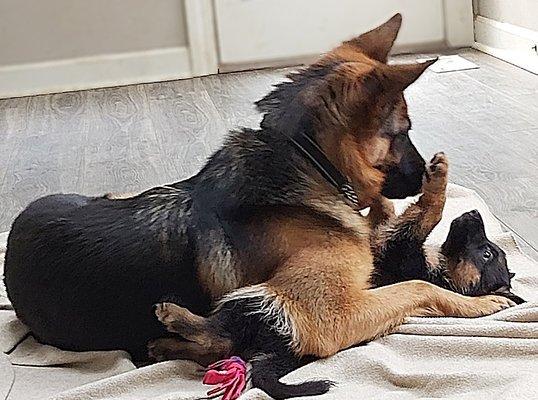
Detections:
[383, 59, 437, 92]
[345, 13, 402, 62]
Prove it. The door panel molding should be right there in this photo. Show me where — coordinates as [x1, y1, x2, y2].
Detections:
[184, 0, 219, 76]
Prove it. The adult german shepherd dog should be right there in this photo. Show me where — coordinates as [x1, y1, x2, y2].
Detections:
[4, 14, 513, 362]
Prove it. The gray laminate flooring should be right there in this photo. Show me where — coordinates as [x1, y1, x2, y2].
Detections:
[0, 49, 536, 259]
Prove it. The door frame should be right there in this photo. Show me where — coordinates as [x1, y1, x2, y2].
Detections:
[184, 0, 219, 76]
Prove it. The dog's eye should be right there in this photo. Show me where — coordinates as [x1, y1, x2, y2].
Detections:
[483, 249, 492, 260]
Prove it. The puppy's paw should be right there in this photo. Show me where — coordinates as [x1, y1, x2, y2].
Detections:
[148, 338, 182, 362]
[423, 152, 448, 195]
[154, 302, 183, 333]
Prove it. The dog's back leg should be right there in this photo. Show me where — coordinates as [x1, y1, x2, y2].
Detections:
[150, 302, 232, 365]
[154, 303, 220, 345]
[148, 337, 225, 365]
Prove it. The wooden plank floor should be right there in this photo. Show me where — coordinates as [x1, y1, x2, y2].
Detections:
[0, 49, 536, 259]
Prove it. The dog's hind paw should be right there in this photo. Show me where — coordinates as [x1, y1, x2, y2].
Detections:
[148, 338, 184, 361]
[154, 302, 183, 332]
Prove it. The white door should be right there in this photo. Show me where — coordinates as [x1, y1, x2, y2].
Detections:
[213, 0, 474, 71]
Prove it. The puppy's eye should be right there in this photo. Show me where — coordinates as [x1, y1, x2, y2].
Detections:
[483, 249, 492, 260]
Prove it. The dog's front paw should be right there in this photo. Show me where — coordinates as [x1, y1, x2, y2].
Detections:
[423, 152, 448, 195]
[463, 295, 515, 317]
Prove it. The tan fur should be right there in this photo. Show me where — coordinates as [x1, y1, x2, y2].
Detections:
[447, 260, 482, 294]
[197, 230, 241, 299]
[264, 212, 368, 272]
[198, 209, 363, 300]
[368, 196, 395, 229]
[154, 303, 212, 346]
[307, 196, 369, 236]
[423, 245, 444, 272]
[343, 13, 402, 62]
[267, 239, 512, 358]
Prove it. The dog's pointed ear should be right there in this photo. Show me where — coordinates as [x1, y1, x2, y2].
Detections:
[345, 13, 402, 62]
[384, 59, 437, 92]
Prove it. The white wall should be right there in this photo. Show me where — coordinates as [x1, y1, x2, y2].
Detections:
[473, 0, 538, 74]
[0, 0, 188, 67]
[0, 0, 210, 98]
[474, 0, 538, 31]
[215, 0, 474, 71]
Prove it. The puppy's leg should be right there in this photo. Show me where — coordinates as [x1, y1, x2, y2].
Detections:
[148, 338, 224, 365]
[370, 153, 448, 283]
[414, 151, 449, 237]
[373, 152, 448, 244]
[150, 302, 232, 363]
[368, 196, 396, 228]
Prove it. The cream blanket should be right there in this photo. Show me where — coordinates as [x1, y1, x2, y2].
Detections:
[1, 184, 537, 400]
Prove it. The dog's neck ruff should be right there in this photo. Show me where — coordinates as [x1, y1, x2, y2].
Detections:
[284, 129, 360, 208]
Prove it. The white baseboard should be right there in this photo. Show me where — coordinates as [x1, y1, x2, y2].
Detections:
[0, 46, 193, 99]
[473, 15, 538, 75]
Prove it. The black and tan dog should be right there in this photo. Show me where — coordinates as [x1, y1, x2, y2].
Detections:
[4, 14, 513, 361]
[148, 154, 522, 399]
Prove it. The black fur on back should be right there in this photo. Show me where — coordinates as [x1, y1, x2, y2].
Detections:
[4, 186, 210, 359]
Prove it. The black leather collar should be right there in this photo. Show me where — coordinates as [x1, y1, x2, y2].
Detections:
[285, 130, 360, 208]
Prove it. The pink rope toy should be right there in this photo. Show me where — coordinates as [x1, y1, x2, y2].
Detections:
[202, 356, 248, 400]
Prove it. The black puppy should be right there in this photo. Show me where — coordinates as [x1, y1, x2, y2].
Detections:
[148, 197, 523, 400]
[371, 209, 522, 302]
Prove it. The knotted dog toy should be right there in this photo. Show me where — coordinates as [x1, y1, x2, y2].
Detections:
[203, 356, 247, 400]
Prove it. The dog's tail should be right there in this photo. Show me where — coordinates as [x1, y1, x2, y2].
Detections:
[250, 352, 333, 399]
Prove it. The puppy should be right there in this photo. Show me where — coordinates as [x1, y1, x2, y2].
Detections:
[148, 154, 522, 399]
